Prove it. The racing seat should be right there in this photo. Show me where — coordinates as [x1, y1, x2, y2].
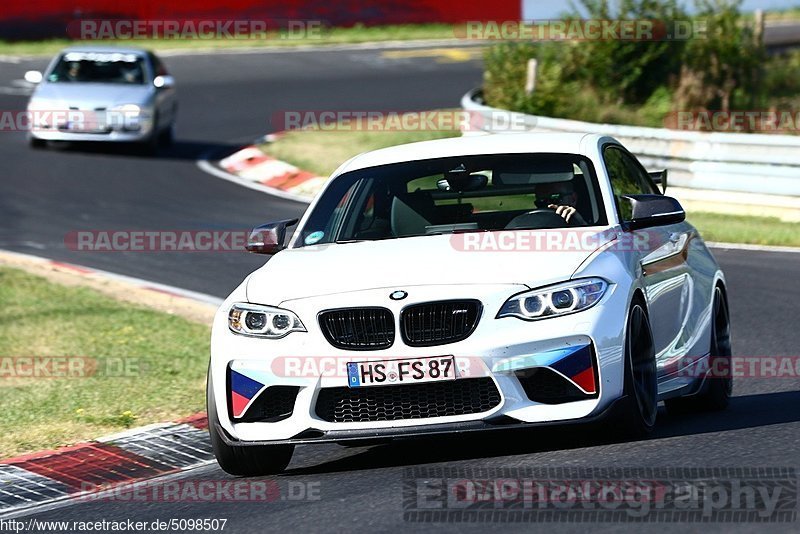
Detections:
[569, 175, 593, 224]
[390, 193, 435, 237]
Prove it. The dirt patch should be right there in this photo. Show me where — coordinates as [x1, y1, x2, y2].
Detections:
[0, 251, 217, 325]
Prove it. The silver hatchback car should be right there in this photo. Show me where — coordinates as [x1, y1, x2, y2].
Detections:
[25, 46, 177, 152]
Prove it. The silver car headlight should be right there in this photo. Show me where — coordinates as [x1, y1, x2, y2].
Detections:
[27, 99, 51, 111]
[27, 99, 59, 128]
[108, 104, 151, 130]
[228, 303, 306, 338]
[497, 278, 609, 321]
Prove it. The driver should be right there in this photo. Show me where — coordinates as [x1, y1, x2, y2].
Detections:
[534, 181, 586, 225]
[66, 62, 82, 81]
[121, 63, 143, 84]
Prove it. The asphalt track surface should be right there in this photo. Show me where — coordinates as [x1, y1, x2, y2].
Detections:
[1, 46, 798, 532]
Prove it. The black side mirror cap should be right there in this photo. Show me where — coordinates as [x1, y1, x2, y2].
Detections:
[246, 218, 299, 254]
[622, 194, 685, 230]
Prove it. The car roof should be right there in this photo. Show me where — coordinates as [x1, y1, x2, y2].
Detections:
[337, 132, 610, 174]
[58, 46, 150, 56]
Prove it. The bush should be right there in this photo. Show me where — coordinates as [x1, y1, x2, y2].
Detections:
[563, 0, 688, 104]
[761, 50, 800, 119]
[675, 0, 765, 112]
[483, 42, 578, 118]
[482, 0, 795, 131]
[483, 0, 689, 121]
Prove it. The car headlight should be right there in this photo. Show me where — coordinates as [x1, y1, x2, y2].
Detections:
[107, 104, 152, 130]
[27, 99, 52, 112]
[111, 104, 142, 115]
[497, 278, 608, 321]
[27, 100, 60, 128]
[228, 303, 306, 338]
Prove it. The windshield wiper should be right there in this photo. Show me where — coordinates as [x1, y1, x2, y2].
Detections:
[334, 239, 371, 244]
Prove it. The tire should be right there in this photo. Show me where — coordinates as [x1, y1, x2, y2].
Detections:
[207, 369, 294, 476]
[158, 124, 174, 147]
[135, 114, 161, 155]
[29, 136, 46, 149]
[665, 285, 732, 414]
[135, 132, 159, 156]
[614, 301, 658, 438]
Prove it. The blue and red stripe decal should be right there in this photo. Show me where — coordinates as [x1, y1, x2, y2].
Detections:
[228, 369, 265, 419]
[548, 344, 597, 394]
[493, 343, 598, 395]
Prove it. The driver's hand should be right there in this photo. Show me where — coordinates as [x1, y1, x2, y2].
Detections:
[548, 204, 577, 223]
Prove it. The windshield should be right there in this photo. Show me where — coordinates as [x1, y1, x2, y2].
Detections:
[294, 153, 607, 248]
[47, 52, 147, 85]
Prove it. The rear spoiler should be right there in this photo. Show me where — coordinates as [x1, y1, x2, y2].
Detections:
[648, 170, 667, 194]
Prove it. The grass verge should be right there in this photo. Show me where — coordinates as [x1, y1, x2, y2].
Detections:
[686, 212, 800, 248]
[263, 113, 461, 176]
[0, 267, 209, 458]
[260, 116, 800, 248]
[0, 24, 457, 56]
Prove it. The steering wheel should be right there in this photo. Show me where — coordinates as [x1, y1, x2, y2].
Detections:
[504, 209, 568, 230]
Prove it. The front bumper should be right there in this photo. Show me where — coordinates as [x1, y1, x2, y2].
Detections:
[27, 109, 156, 143]
[209, 282, 630, 444]
[29, 127, 154, 143]
[211, 395, 630, 447]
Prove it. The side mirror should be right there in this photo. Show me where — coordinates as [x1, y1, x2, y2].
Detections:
[154, 75, 175, 89]
[246, 218, 299, 254]
[621, 194, 685, 230]
[648, 169, 668, 194]
[24, 70, 43, 84]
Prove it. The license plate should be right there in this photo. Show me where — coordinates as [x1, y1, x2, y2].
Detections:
[347, 356, 456, 388]
[65, 114, 104, 132]
[65, 121, 101, 132]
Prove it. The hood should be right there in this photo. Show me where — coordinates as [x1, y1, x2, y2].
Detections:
[30, 82, 152, 109]
[246, 229, 614, 305]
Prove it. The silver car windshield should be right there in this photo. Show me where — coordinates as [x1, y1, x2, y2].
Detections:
[294, 153, 607, 248]
[47, 52, 147, 85]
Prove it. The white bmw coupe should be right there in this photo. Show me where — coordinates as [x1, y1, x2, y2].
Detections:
[209, 133, 731, 475]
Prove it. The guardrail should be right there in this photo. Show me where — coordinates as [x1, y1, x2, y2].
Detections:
[461, 89, 800, 196]
[764, 21, 800, 52]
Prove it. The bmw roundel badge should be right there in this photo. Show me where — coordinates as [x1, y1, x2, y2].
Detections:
[389, 290, 408, 301]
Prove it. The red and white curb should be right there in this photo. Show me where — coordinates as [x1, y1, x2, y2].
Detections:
[219, 143, 327, 200]
[0, 250, 223, 518]
[197, 136, 325, 204]
[0, 414, 212, 518]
